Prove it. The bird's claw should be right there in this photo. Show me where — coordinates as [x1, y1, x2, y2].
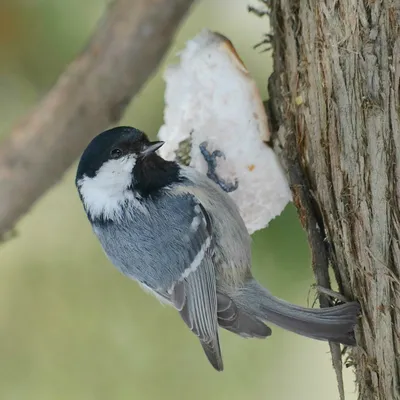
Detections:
[199, 142, 238, 193]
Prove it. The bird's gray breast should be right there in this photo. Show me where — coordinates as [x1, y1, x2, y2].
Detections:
[92, 192, 209, 292]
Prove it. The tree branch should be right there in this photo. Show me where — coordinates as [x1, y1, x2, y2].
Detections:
[267, 74, 346, 400]
[0, 0, 195, 238]
[269, 0, 400, 399]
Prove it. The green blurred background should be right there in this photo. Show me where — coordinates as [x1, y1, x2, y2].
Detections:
[0, 1, 357, 399]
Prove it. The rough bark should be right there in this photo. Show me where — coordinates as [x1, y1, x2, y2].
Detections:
[268, 1, 400, 399]
[0, 0, 194, 238]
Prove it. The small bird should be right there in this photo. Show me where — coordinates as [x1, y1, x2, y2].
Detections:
[75, 126, 360, 371]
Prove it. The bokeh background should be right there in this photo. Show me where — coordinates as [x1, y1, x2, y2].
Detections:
[0, 1, 357, 399]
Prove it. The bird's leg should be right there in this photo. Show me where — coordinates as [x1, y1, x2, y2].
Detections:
[199, 141, 238, 193]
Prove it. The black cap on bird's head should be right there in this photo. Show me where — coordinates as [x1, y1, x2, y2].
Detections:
[76, 126, 181, 208]
[76, 126, 164, 182]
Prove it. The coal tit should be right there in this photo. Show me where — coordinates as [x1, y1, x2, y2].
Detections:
[75, 126, 359, 371]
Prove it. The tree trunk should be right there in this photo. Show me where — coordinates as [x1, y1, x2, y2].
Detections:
[268, 1, 400, 399]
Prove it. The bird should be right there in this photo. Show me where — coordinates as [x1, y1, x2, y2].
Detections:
[75, 125, 360, 371]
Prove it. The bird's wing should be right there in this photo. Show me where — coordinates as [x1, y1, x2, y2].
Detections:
[100, 189, 223, 369]
[169, 201, 223, 371]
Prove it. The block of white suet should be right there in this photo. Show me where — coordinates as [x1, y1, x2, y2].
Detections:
[157, 29, 292, 234]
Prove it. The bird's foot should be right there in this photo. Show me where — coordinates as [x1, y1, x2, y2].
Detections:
[199, 141, 238, 193]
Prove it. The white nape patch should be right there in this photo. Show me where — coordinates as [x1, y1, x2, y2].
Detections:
[157, 29, 292, 234]
[168, 236, 212, 294]
[77, 156, 147, 219]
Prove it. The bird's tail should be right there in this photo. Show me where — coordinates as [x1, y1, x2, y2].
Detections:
[231, 279, 360, 345]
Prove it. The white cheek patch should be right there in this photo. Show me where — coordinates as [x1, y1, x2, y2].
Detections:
[77, 156, 146, 219]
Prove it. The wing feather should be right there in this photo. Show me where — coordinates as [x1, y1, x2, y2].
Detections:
[170, 202, 223, 371]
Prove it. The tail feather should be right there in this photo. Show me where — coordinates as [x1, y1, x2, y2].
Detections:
[217, 292, 271, 338]
[232, 279, 360, 345]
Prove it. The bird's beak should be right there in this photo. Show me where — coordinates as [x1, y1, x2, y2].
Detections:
[141, 141, 165, 157]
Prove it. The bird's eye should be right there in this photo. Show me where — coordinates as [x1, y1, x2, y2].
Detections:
[110, 148, 123, 159]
